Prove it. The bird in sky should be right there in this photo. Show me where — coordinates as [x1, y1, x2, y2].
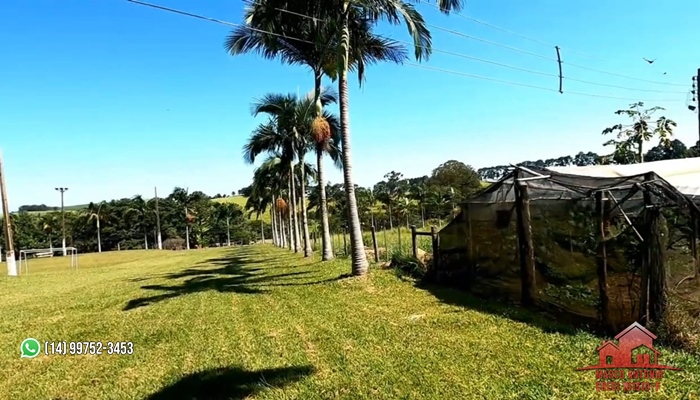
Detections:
[643, 57, 656, 64]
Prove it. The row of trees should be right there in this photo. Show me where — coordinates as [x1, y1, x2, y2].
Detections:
[228, 0, 467, 275]
[2, 154, 482, 259]
[1, 188, 267, 256]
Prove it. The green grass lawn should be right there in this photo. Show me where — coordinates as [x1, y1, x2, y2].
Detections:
[1, 247, 698, 399]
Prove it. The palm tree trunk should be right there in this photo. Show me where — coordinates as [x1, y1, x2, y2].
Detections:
[421, 204, 425, 228]
[144, 229, 148, 250]
[317, 148, 334, 260]
[272, 197, 278, 246]
[312, 70, 334, 261]
[226, 217, 231, 246]
[338, 8, 368, 275]
[184, 207, 190, 250]
[270, 198, 277, 246]
[287, 201, 295, 251]
[260, 219, 265, 243]
[280, 207, 288, 248]
[297, 195, 303, 247]
[298, 154, 312, 257]
[289, 162, 301, 252]
[96, 219, 102, 253]
[276, 206, 283, 247]
[388, 204, 393, 230]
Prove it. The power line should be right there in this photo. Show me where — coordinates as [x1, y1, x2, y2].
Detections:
[126, 0, 685, 103]
[250, 3, 687, 93]
[405, 63, 682, 102]
[562, 62, 688, 87]
[415, 0, 688, 87]
[425, 24, 556, 62]
[126, 0, 315, 44]
[563, 77, 686, 94]
[417, 0, 604, 60]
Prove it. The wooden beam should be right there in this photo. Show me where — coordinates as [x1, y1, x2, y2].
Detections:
[595, 191, 611, 332]
[515, 181, 536, 307]
[647, 206, 667, 326]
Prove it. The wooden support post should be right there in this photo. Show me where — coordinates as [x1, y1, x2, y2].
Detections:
[430, 225, 439, 276]
[464, 204, 474, 282]
[647, 206, 667, 326]
[410, 225, 417, 258]
[515, 181, 536, 307]
[639, 172, 653, 325]
[595, 191, 611, 332]
[343, 228, 348, 256]
[692, 214, 699, 287]
[383, 226, 389, 262]
[371, 225, 379, 263]
[397, 225, 403, 253]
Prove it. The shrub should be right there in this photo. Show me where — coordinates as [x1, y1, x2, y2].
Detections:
[390, 249, 426, 280]
[658, 296, 700, 355]
[163, 238, 186, 250]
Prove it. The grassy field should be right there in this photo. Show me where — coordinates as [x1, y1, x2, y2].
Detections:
[2, 247, 699, 399]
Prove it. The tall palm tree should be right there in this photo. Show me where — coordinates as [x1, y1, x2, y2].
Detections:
[305, 92, 343, 260]
[169, 187, 197, 250]
[250, 157, 284, 247]
[294, 90, 338, 259]
[40, 212, 60, 251]
[231, 0, 465, 274]
[126, 195, 151, 250]
[340, 1, 466, 275]
[244, 186, 271, 243]
[84, 201, 107, 253]
[185, 192, 213, 248]
[215, 202, 243, 246]
[246, 92, 328, 256]
[226, 1, 403, 263]
[246, 154, 293, 249]
[244, 119, 301, 253]
[409, 182, 427, 228]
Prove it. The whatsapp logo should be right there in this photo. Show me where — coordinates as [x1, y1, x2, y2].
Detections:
[20, 338, 41, 358]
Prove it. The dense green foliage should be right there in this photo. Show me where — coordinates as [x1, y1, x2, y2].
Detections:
[2, 188, 269, 255]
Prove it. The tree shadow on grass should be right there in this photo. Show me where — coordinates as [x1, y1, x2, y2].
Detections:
[417, 282, 596, 336]
[124, 251, 349, 311]
[145, 365, 314, 400]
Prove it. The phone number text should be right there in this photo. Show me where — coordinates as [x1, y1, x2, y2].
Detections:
[44, 341, 134, 356]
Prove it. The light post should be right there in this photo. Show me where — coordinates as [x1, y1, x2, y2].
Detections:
[55, 187, 68, 256]
[96, 201, 104, 253]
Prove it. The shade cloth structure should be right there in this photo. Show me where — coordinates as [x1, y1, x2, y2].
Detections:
[435, 164, 699, 332]
[546, 157, 700, 199]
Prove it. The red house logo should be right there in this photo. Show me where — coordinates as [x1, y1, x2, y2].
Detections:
[577, 322, 680, 392]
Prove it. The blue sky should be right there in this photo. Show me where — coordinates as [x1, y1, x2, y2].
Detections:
[1, 0, 697, 210]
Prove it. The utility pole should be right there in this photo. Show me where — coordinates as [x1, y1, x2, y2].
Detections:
[695, 69, 699, 146]
[0, 149, 17, 276]
[154, 187, 162, 250]
[55, 187, 68, 256]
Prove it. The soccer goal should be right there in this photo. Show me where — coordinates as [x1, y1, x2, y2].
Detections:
[18, 247, 79, 275]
